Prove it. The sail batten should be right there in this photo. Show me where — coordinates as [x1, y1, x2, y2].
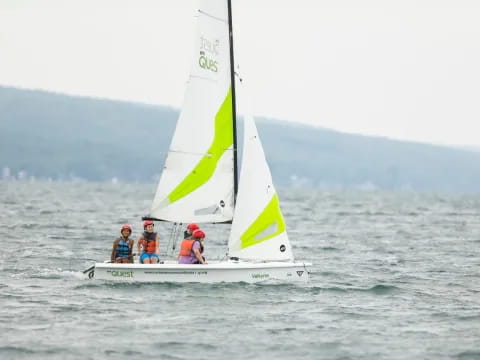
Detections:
[198, 9, 227, 23]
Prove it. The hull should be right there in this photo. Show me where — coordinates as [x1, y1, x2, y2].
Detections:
[89, 260, 311, 283]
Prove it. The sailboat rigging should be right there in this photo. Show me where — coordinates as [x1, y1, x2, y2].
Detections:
[88, 0, 311, 283]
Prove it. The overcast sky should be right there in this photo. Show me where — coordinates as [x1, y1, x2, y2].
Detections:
[1, 0, 480, 146]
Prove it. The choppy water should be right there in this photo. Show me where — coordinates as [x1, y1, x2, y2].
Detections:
[1, 181, 479, 360]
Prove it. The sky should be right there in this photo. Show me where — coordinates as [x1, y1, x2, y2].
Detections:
[1, 0, 480, 147]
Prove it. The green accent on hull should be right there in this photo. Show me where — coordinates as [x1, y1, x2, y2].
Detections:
[167, 89, 233, 204]
[240, 194, 286, 249]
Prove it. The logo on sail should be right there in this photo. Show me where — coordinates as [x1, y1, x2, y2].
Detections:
[296, 271, 304, 277]
[199, 36, 219, 72]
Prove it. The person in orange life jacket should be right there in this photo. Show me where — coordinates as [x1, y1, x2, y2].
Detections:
[183, 223, 199, 239]
[176, 223, 200, 262]
[137, 220, 160, 264]
[111, 224, 134, 263]
[178, 229, 207, 264]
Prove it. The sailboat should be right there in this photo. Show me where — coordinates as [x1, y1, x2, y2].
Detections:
[89, 0, 311, 283]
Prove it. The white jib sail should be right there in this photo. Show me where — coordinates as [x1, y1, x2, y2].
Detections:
[150, 0, 234, 223]
[228, 116, 294, 261]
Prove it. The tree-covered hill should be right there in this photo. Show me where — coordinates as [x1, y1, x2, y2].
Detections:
[2, 85, 480, 192]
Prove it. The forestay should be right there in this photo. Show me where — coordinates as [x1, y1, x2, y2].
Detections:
[228, 116, 294, 262]
[150, 0, 235, 223]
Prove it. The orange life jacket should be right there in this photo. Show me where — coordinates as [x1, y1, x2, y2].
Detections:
[140, 231, 157, 254]
[179, 239, 196, 257]
[141, 238, 157, 254]
[145, 240, 156, 254]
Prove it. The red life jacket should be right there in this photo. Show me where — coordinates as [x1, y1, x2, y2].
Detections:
[179, 239, 196, 257]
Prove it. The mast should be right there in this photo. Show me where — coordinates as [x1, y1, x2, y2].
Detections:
[227, 0, 239, 204]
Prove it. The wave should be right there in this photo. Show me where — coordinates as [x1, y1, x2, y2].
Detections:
[267, 327, 297, 334]
[309, 286, 348, 293]
[366, 284, 399, 294]
[11, 267, 87, 281]
[102, 349, 145, 357]
[0, 346, 35, 355]
[319, 246, 340, 251]
[73, 280, 187, 290]
[308, 284, 399, 294]
[0, 346, 68, 356]
[456, 350, 480, 359]
[457, 314, 480, 321]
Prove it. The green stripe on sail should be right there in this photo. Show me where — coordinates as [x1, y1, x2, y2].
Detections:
[240, 194, 286, 249]
[167, 89, 233, 204]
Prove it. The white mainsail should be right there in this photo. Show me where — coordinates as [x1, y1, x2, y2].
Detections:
[228, 116, 294, 262]
[150, 0, 235, 223]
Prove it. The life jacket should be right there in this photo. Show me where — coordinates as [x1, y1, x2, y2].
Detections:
[115, 237, 131, 258]
[179, 239, 203, 257]
[141, 231, 157, 254]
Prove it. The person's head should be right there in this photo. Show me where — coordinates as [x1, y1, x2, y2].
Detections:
[186, 223, 199, 235]
[121, 224, 132, 237]
[143, 220, 154, 232]
[192, 229, 205, 240]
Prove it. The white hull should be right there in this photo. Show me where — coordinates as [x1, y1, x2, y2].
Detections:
[89, 260, 311, 283]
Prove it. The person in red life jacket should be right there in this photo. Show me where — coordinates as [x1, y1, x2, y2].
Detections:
[137, 220, 160, 264]
[183, 223, 199, 239]
[178, 229, 207, 264]
[111, 224, 134, 263]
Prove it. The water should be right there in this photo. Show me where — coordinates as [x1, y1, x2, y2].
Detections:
[1, 181, 479, 360]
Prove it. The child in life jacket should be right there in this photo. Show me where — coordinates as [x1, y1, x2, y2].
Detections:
[137, 220, 160, 264]
[178, 229, 207, 264]
[111, 224, 134, 263]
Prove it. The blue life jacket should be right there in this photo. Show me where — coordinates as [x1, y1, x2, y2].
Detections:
[115, 237, 131, 258]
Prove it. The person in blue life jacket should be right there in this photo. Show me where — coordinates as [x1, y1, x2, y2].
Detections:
[137, 220, 160, 264]
[111, 225, 134, 263]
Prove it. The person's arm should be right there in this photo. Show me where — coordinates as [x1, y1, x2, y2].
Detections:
[155, 234, 160, 255]
[137, 237, 143, 254]
[192, 241, 206, 264]
[193, 248, 206, 264]
[111, 240, 117, 262]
